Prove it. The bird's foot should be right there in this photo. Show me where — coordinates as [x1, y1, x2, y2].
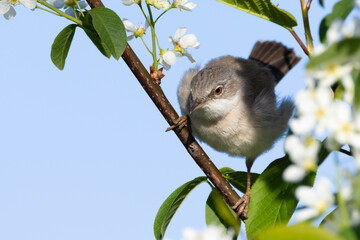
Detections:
[233, 192, 251, 221]
[166, 115, 189, 132]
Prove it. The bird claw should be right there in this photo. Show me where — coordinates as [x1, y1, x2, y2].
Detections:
[166, 115, 189, 132]
[233, 192, 251, 221]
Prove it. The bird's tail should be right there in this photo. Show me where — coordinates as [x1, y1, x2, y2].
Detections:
[249, 41, 301, 84]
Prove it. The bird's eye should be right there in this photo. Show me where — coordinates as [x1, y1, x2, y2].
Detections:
[214, 86, 223, 95]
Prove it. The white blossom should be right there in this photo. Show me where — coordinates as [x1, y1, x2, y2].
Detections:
[122, 19, 148, 41]
[159, 50, 177, 70]
[327, 18, 360, 45]
[290, 86, 333, 135]
[122, 0, 141, 6]
[327, 19, 345, 45]
[326, 102, 360, 149]
[312, 63, 353, 88]
[172, 0, 196, 11]
[180, 225, 234, 240]
[295, 178, 335, 222]
[283, 135, 320, 182]
[169, 28, 199, 63]
[146, 0, 169, 9]
[0, 0, 36, 20]
[49, 0, 87, 17]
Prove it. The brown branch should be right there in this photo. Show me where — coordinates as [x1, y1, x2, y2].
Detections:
[339, 148, 352, 156]
[86, 0, 243, 218]
[288, 28, 310, 56]
[306, 0, 312, 11]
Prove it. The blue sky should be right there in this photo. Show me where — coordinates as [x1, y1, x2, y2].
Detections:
[0, 0, 341, 239]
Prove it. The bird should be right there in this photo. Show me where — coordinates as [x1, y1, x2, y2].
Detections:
[168, 41, 301, 220]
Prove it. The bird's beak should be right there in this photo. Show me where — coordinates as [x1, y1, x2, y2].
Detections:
[189, 95, 207, 115]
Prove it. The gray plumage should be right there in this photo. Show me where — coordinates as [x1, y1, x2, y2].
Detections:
[177, 41, 300, 160]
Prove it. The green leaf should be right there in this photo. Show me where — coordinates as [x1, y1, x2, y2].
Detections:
[355, 172, 360, 212]
[246, 143, 330, 238]
[307, 38, 360, 69]
[153, 176, 207, 240]
[51, 24, 77, 70]
[224, 171, 260, 193]
[319, 0, 354, 43]
[339, 227, 358, 240]
[254, 223, 345, 240]
[219, 167, 235, 175]
[88, 8, 127, 60]
[319, 0, 324, 7]
[217, 0, 297, 29]
[205, 188, 241, 237]
[81, 11, 111, 58]
[245, 156, 297, 238]
[354, 71, 360, 111]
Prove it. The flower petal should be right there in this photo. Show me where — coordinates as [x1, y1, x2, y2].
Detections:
[168, 36, 175, 44]
[296, 208, 319, 222]
[289, 115, 316, 135]
[49, 0, 65, 9]
[179, 34, 199, 49]
[163, 51, 177, 65]
[65, 7, 75, 17]
[0, 1, 10, 15]
[127, 35, 135, 41]
[123, 19, 137, 32]
[327, 19, 344, 44]
[20, 0, 37, 10]
[174, 28, 187, 41]
[283, 165, 305, 183]
[296, 185, 316, 206]
[178, 2, 197, 11]
[77, 1, 88, 9]
[159, 58, 171, 70]
[183, 51, 196, 63]
[122, 0, 135, 5]
[3, 5, 15, 19]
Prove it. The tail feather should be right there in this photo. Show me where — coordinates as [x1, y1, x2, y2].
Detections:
[249, 41, 301, 83]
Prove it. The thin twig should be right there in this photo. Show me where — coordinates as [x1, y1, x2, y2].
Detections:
[339, 148, 352, 156]
[306, 0, 313, 11]
[300, 0, 314, 53]
[86, 0, 243, 219]
[288, 28, 310, 56]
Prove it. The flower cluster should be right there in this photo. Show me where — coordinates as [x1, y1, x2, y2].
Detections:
[295, 178, 335, 222]
[284, 17, 360, 184]
[121, 0, 199, 71]
[159, 28, 200, 70]
[123, 19, 149, 41]
[283, 17, 360, 222]
[0, 0, 37, 19]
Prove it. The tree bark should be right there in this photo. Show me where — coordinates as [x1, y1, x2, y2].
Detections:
[86, 0, 243, 218]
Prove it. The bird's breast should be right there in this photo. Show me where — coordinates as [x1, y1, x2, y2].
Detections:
[190, 105, 259, 158]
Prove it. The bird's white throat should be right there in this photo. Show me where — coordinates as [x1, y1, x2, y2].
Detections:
[191, 94, 240, 121]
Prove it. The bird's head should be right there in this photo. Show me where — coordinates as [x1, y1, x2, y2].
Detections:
[189, 66, 241, 122]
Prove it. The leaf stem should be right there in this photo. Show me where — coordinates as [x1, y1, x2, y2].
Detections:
[154, 6, 173, 24]
[287, 28, 310, 56]
[35, 5, 60, 16]
[146, 4, 158, 70]
[306, 0, 312, 10]
[37, 0, 82, 25]
[74, 0, 85, 17]
[140, 36, 153, 55]
[300, 0, 314, 54]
